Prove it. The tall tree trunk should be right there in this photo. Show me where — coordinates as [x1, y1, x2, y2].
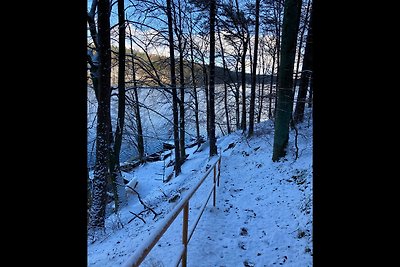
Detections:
[258, 39, 267, 123]
[240, 37, 248, 131]
[235, 61, 240, 130]
[109, 0, 128, 212]
[217, 21, 231, 134]
[166, 0, 181, 176]
[269, 50, 276, 119]
[272, 0, 302, 162]
[273, 0, 282, 119]
[174, 0, 186, 161]
[89, 0, 112, 230]
[293, 0, 311, 92]
[258, 76, 265, 123]
[248, 0, 261, 137]
[209, 0, 217, 156]
[133, 88, 144, 159]
[257, 54, 266, 123]
[203, 63, 210, 139]
[128, 23, 145, 161]
[294, 3, 313, 123]
[189, 17, 201, 146]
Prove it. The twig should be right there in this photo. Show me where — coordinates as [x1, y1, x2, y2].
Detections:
[116, 182, 161, 220]
[128, 211, 146, 224]
[125, 184, 160, 218]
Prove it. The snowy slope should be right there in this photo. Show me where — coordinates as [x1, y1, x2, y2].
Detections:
[88, 109, 313, 267]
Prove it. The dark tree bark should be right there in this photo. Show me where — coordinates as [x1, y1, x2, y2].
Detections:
[240, 36, 248, 131]
[257, 41, 266, 123]
[248, 0, 261, 137]
[273, 0, 283, 119]
[257, 73, 265, 123]
[133, 88, 144, 159]
[174, 0, 186, 160]
[235, 64, 240, 130]
[166, 0, 181, 175]
[109, 0, 128, 212]
[203, 62, 210, 138]
[292, 0, 311, 91]
[268, 49, 276, 119]
[189, 15, 201, 146]
[87, 0, 99, 100]
[294, 3, 313, 123]
[209, 0, 217, 156]
[127, 24, 145, 161]
[217, 20, 231, 134]
[272, 0, 303, 161]
[89, 0, 112, 230]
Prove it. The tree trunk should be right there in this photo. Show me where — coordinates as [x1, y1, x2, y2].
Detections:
[240, 37, 248, 131]
[127, 22, 145, 161]
[257, 62, 265, 123]
[133, 88, 144, 159]
[166, 0, 181, 176]
[189, 19, 201, 146]
[293, 0, 311, 92]
[269, 50, 276, 119]
[128, 24, 145, 161]
[272, 0, 302, 162]
[109, 0, 128, 212]
[174, 0, 186, 161]
[217, 21, 231, 134]
[294, 3, 313, 123]
[273, 1, 282, 119]
[203, 63, 210, 139]
[235, 61, 240, 130]
[248, 0, 260, 137]
[89, 0, 112, 230]
[209, 0, 217, 156]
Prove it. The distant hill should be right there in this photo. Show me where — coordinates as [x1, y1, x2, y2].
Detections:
[87, 45, 276, 87]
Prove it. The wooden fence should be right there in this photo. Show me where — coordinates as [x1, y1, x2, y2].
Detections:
[123, 155, 222, 267]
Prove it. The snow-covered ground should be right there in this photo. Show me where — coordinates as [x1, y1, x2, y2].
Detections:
[88, 109, 313, 267]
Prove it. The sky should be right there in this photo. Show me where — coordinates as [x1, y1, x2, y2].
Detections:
[87, 107, 313, 266]
[87, 0, 274, 73]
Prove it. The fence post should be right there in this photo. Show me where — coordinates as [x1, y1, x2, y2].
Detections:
[213, 166, 216, 207]
[182, 202, 189, 267]
[217, 158, 221, 186]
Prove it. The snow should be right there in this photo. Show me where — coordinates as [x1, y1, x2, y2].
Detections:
[88, 109, 313, 267]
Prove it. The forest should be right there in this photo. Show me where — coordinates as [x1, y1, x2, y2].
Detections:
[87, 0, 313, 266]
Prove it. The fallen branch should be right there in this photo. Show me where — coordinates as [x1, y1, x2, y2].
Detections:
[125, 184, 160, 219]
[116, 182, 161, 221]
[128, 211, 146, 224]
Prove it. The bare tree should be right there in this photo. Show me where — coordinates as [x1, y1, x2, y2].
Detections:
[188, 11, 201, 146]
[167, 0, 181, 175]
[248, 0, 261, 137]
[173, 0, 187, 161]
[209, 0, 217, 156]
[294, 2, 313, 123]
[108, 0, 129, 212]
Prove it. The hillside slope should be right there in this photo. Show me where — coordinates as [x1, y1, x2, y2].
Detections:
[88, 109, 313, 266]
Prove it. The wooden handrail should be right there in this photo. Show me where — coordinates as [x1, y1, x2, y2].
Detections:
[123, 155, 222, 267]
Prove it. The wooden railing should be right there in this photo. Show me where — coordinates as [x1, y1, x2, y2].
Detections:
[123, 155, 222, 267]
